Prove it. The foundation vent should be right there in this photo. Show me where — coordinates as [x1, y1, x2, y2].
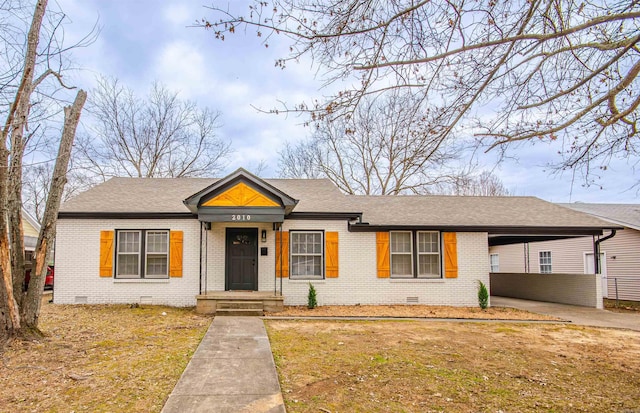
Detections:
[75, 296, 88, 304]
[140, 296, 153, 305]
[406, 296, 419, 304]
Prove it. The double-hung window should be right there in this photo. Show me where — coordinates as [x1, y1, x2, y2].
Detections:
[390, 231, 441, 278]
[290, 231, 323, 279]
[539, 251, 552, 274]
[116, 230, 169, 279]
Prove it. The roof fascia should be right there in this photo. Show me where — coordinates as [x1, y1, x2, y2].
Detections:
[348, 223, 621, 235]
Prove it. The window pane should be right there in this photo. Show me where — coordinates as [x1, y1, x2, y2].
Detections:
[118, 231, 140, 253]
[146, 231, 168, 253]
[291, 256, 322, 277]
[418, 254, 440, 277]
[117, 254, 139, 276]
[391, 254, 412, 276]
[391, 232, 411, 253]
[418, 232, 439, 253]
[146, 254, 168, 277]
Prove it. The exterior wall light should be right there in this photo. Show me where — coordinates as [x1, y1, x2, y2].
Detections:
[261, 229, 267, 243]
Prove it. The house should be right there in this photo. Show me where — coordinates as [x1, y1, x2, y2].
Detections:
[54, 169, 617, 312]
[489, 203, 640, 302]
[22, 208, 40, 265]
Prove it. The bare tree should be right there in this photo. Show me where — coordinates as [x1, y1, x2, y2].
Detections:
[0, 0, 87, 340]
[75, 76, 232, 179]
[445, 171, 512, 196]
[202, 0, 640, 184]
[279, 93, 468, 194]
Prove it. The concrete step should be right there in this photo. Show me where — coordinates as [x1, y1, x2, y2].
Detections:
[215, 308, 264, 316]
[217, 300, 264, 310]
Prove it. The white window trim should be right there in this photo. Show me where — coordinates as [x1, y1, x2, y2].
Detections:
[390, 231, 414, 278]
[490, 253, 499, 273]
[417, 231, 441, 278]
[289, 230, 324, 280]
[144, 230, 169, 279]
[116, 230, 142, 279]
[539, 251, 552, 274]
[115, 229, 170, 279]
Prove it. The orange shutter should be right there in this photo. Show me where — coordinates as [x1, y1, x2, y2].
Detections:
[169, 231, 184, 277]
[376, 232, 390, 278]
[99, 231, 114, 277]
[443, 232, 458, 278]
[275, 231, 289, 278]
[325, 232, 339, 278]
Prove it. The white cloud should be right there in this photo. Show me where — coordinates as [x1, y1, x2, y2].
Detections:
[162, 3, 192, 26]
[153, 41, 207, 98]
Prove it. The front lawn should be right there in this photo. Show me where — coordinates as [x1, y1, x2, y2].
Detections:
[0, 300, 210, 412]
[266, 320, 640, 412]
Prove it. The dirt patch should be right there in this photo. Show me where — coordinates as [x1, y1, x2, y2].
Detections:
[266, 304, 560, 320]
[0, 298, 210, 412]
[604, 299, 640, 313]
[266, 320, 640, 413]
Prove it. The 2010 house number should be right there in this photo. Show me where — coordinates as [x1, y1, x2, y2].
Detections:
[231, 214, 251, 221]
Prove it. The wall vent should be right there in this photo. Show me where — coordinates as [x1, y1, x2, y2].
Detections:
[74, 296, 88, 304]
[406, 296, 419, 304]
[140, 296, 153, 305]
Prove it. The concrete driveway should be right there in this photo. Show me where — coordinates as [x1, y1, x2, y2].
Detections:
[492, 296, 640, 332]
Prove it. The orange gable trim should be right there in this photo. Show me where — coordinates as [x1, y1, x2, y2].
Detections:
[202, 182, 279, 207]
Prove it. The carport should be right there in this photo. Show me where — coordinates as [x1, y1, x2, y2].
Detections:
[488, 226, 620, 309]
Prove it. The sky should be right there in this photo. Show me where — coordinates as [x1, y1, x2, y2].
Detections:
[54, 0, 638, 203]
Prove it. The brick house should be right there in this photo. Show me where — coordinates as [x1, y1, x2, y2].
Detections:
[54, 169, 616, 313]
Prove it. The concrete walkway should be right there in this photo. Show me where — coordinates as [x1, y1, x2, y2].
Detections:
[162, 317, 285, 413]
[492, 296, 640, 331]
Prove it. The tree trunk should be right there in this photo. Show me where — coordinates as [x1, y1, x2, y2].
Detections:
[22, 89, 86, 328]
[0, 0, 49, 341]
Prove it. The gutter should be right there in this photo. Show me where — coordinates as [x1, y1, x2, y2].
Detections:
[594, 229, 617, 274]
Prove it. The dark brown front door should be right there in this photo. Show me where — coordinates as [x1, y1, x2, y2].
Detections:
[225, 228, 258, 291]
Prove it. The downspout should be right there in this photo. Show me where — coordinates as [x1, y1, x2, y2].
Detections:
[594, 230, 616, 274]
[199, 221, 203, 294]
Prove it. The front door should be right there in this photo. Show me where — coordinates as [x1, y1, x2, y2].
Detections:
[226, 228, 258, 290]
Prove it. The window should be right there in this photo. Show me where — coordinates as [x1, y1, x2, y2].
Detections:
[539, 251, 552, 274]
[391, 231, 413, 277]
[290, 231, 323, 279]
[116, 230, 169, 279]
[390, 231, 441, 278]
[490, 254, 499, 272]
[417, 231, 440, 278]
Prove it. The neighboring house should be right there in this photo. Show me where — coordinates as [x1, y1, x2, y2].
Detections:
[490, 203, 640, 302]
[54, 169, 616, 311]
[22, 208, 40, 263]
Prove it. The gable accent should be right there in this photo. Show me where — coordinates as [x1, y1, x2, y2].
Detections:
[202, 182, 279, 207]
[443, 232, 458, 278]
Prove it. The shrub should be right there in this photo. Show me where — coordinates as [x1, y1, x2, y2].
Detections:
[308, 283, 317, 309]
[477, 280, 489, 310]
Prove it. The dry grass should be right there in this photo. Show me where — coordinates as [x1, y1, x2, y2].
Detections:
[0, 299, 210, 412]
[266, 304, 560, 320]
[604, 298, 640, 313]
[266, 320, 640, 413]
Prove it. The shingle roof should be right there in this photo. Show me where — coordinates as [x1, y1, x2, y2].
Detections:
[59, 177, 346, 213]
[60, 177, 615, 232]
[351, 195, 614, 229]
[558, 203, 640, 231]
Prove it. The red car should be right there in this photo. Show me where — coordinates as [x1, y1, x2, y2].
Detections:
[24, 265, 54, 290]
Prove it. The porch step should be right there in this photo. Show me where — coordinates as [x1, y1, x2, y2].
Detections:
[217, 300, 264, 310]
[215, 300, 264, 316]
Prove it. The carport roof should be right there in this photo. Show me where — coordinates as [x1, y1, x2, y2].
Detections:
[558, 203, 640, 231]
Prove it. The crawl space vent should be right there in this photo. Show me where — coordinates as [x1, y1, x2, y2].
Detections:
[74, 296, 88, 304]
[406, 296, 419, 304]
[140, 296, 153, 305]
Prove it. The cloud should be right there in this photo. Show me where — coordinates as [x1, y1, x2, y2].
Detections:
[153, 41, 207, 98]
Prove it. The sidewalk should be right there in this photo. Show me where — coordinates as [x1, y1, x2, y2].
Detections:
[491, 296, 640, 331]
[162, 317, 285, 413]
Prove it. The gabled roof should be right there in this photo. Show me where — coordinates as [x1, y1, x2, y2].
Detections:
[558, 203, 640, 231]
[59, 175, 345, 215]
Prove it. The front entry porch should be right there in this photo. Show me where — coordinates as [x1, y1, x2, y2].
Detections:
[196, 291, 284, 316]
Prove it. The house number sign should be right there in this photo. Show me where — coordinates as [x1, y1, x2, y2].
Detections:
[231, 214, 251, 221]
